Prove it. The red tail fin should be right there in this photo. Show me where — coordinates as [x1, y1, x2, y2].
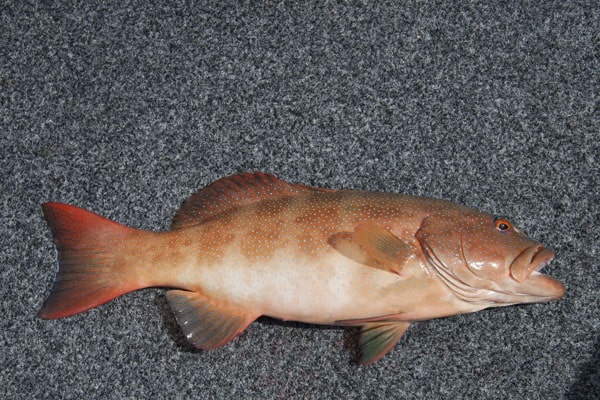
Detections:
[39, 203, 139, 319]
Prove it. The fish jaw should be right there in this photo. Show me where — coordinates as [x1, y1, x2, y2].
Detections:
[513, 272, 565, 302]
[487, 248, 565, 305]
[422, 240, 564, 308]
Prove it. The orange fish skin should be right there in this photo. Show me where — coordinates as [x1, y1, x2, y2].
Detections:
[126, 192, 472, 322]
[39, 172, 564, 363]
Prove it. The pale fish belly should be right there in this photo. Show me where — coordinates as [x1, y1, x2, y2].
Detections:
[185, 246, 405, 324]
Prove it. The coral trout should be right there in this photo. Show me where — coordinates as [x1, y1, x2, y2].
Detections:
[39, 172, 564, 364]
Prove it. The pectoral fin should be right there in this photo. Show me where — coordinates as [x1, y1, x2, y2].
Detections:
[166, 290, 258, 350]
[359, 321, 410, 365]
[328, 231, 370, 264]
[328, 223, 414, 275]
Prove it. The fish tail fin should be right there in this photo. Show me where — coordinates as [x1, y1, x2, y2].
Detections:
[38, 202, 141, 319]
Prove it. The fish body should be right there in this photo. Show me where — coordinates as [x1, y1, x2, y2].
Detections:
[39, 172, 564, 364]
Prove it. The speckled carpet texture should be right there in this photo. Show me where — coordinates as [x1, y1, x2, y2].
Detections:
[1, 1, 598, 399]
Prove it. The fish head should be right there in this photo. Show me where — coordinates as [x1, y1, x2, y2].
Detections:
[415, 208, 564, 307]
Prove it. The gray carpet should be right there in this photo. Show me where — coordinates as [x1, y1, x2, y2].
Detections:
[2, 1, 598, 399]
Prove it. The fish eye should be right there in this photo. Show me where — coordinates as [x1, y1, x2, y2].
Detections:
[493, 216, 511, 231]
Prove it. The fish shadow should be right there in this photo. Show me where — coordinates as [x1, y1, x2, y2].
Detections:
[565, 337, 600, 399]
[256, 316, 339, 331]
[258, 317, 361, 362]
[343, 327, 361, 363]
[156, 293, 362, 361]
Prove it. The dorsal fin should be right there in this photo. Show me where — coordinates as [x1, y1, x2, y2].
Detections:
[171, 172, 334, 229]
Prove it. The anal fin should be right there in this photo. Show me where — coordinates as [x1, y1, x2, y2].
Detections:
[166, 290, 258, 350]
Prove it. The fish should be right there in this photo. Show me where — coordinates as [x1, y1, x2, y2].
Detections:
[38, 172, 565, 364]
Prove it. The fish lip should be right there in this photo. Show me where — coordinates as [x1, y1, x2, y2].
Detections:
[531, 246, 556, 273]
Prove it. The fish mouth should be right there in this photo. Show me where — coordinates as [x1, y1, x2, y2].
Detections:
[510, 245, 555, 282]
[510, 246, 564, 301]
